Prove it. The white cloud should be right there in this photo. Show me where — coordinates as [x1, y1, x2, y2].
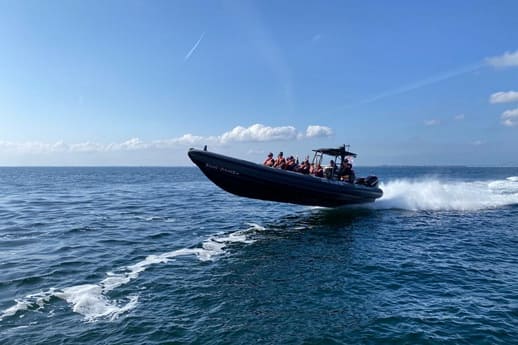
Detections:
[0, 141, 18, 151]
[69, 142, 105, 152]
[219, 124, 298, 143]
[219, 124, 333, 143]
[305, 125, 333, 138]
[454, 114, 465, 120]
[424, 119, 440, 126]
[489, 91, 518, 104]
[501, 108, 518, 127]
[0, 141, 71, 154]
[109, 138, 149, 151]
[486, 50, 518, 68]
[472, 140, 484, 146]
[153, 134, 209, 148]
[0, 124, 334, 155]
[0, 140, 109, 153]
[123, 138, 147, 150]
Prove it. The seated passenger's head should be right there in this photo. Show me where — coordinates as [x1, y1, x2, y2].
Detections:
[268, 152, 273, 158]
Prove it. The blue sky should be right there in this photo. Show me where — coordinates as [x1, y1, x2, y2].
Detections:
[1, 0, 517, 166]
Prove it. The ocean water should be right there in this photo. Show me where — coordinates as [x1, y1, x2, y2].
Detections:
[0, 166, 517, 344]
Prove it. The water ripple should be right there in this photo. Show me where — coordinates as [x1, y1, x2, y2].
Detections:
[0, 167, 517, 344]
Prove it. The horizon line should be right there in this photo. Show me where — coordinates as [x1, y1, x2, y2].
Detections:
[0, 164, 516, 168]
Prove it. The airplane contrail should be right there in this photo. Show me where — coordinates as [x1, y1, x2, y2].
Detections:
[358, 62, 484, 105]
[336, 61, 484, 110]
[184, 32, 205, 62]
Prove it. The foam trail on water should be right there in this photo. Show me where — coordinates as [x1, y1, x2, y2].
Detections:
[0, 224, 263, 323]
[374, 176, 518, 211]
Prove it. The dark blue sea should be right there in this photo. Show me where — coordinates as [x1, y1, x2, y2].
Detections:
[1, 166, 517, 344]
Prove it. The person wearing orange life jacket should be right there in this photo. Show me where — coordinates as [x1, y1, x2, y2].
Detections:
[263, 152, 275, 167]
[273, 152, 286, 169]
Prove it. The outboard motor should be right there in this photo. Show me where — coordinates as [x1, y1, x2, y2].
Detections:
[364, 175, 379, 188]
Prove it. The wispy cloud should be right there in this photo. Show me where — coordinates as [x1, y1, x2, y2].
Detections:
[486, 50, 518, 68]
[489, 91, 518, 104]
[0, 124, 334, 154]
[454, 114, 465, 120]
[424, 119, 440, 126]
[153, 134, 210, 148]
[501, 108, 518, 127]
[0, 139, 152, 153]
[184, 32, 205, 62]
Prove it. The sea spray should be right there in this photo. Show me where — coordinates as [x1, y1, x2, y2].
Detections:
[374, 176, 518, 211]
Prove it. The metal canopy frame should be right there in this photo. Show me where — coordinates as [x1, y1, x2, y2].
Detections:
[311, 145, 356, 179]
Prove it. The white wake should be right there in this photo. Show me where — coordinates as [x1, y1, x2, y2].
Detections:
[0, 223, 265, 323]
[373, 176, 518, 211]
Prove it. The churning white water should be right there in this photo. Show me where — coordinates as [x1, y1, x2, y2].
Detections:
[374, 176, 518, 211]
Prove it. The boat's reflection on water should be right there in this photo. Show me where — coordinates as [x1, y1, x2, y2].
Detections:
[224, 206, 383, 272]
[258, 205, 380, 240]
[306, 206, 377, 227]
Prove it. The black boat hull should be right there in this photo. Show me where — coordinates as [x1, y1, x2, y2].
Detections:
[188, 149, 383, 207]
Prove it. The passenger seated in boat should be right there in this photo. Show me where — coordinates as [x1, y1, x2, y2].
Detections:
[329, 160, 337, 176]
[348, 164, 356, 182]
[286, 156, 297, 171]
[339, 162, 355, 182]
[337, 159, 348, 177]
[314, 164, 324, 177]
[274, 152, 286, 169]
[300, 160, 310, 174]
[263, 152, 275, 167]
[340, 159, 348, 170]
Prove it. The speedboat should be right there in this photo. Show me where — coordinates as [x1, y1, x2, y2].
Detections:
[188, 145, 383, 207]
